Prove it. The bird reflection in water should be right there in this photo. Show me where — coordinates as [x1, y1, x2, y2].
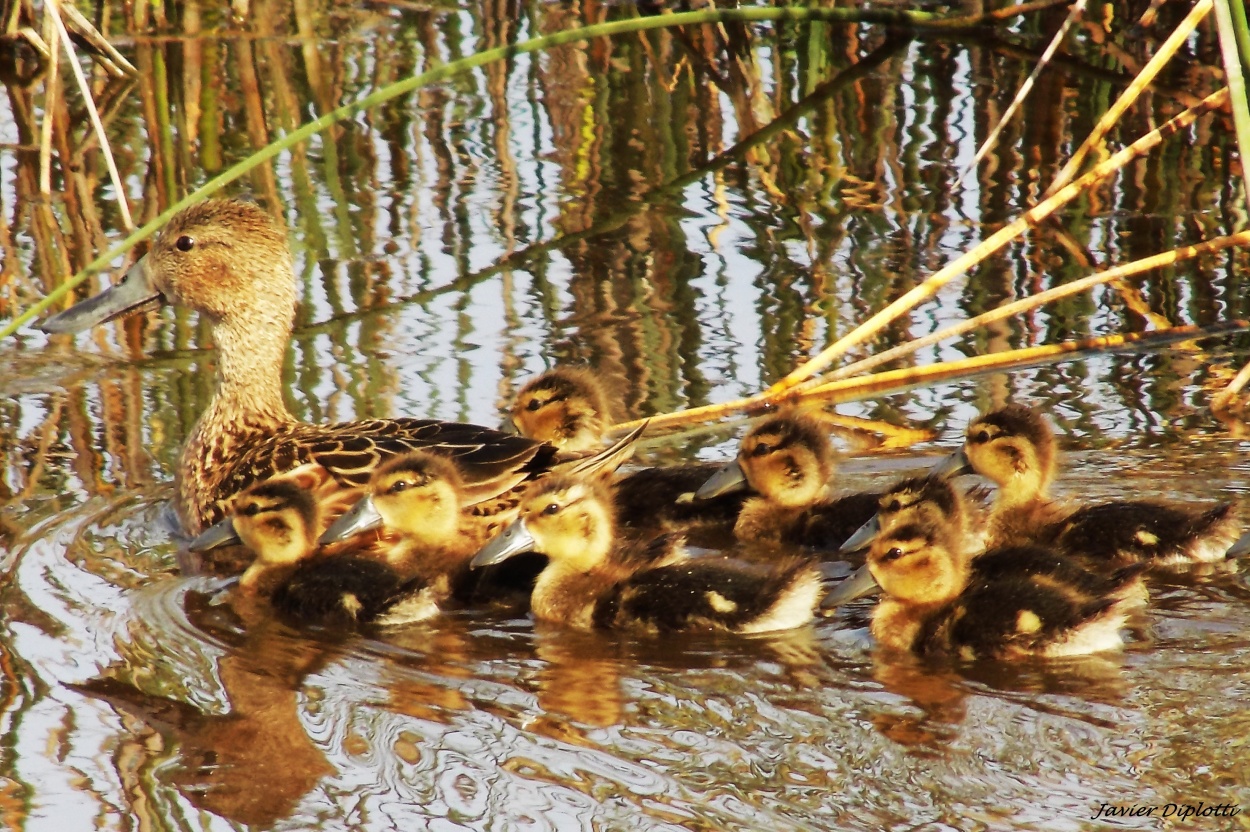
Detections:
[75, 590, 344, 828]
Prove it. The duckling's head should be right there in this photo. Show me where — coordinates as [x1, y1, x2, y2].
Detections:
[471, 476, 616, 573]
[736, 414, 835, 507]
[319, 451, 464, 548]
[369, 451, 464, 543]
[877, 476, 966, 537]
[868, 521, 967, 608]
[228, 480, 321, 591]
[42, 199, 296, 336]
[508, 368, 613, 452]
[962, 405, 1055, 504]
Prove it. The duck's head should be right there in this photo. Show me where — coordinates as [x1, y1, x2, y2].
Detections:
[868, 520, 967, 608]
[933, 404, 1055, 505]
[506, 367, 613, 452]
[191, 478, 320, 592]
[841, 475, 967, 553]
[42, 200, 297, 336]
[319, 451, 465, 547]
[696, 413, 833, 507]
[470, 476, 615, 572]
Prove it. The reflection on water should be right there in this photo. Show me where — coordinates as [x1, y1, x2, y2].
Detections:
[3, 0, 1250, 828]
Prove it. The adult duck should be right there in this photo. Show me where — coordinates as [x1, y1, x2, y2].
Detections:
[41, 200, 596, 535]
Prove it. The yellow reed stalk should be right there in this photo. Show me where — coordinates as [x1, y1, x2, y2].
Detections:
[793, 323, 1249, 406]
[1044, 0, 1213, 197]
[1212, 360, 1250, 411]
[46, 0, 134, 231]
[756, 87, 1230, 402]
[824, 231, 1250, 381]
[955, 0, 1087, 189]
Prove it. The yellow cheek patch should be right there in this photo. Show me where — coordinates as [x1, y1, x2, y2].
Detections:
[341, 594, 363, 618]
[705, 591, 738, 613]
[1016, 610, 1042, 633]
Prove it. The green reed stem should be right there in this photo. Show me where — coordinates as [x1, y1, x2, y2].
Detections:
[12, 3, 1009, 340]
[1215, 0, 1250, 211]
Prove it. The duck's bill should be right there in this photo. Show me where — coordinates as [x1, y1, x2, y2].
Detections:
[821, 564, 881, 609]
[498, 415, 521, 435]
[839, 514, 881, 553]
[319, 495, 383, 544]
[930, 448, 974, 479]
[41, 256, 164, 334]
[188, 517, 242, 552]
[1228, 531, 1250, 559]
[470, 519, 537, 568]
[694, 459, 748, 500]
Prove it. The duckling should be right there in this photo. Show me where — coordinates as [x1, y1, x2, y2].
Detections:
[935, 404, 1240, 566]
[506, 367, 746, 538]
[189, 471, 438, 628]
[866, 519, 1145, 659]
[316, 449, 533, 599]
[469, 476, 823, 634]
[39, 200, 638, 536]
[507, 367, 615, 453]
[694, 412, 880, 550]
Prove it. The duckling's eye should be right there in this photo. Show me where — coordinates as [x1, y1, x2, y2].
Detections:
[388, 480, 412, 494]
[750, 442, 771, 457]
[881, 547, 904, 563]
[970, 430, 990, 445]
[526, 399, 543, 412]
[240, 502, 261, 517]
[884, 499, 901, 513]
[175, 235, 195, 252]
[542, 502, 560, 516]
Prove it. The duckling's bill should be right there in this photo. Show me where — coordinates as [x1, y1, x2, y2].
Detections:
[839, 514, 881, 553]
[188, 516, 242, 552]
[319, 494, 384, 544]
[470, 519, 537, 568]
[41, 256, 164, 334]
[694, 459, 748, 500]
[930, 449, 974, 479]
[821, 564, 880, 609]
[1227, 530, 1250, 559]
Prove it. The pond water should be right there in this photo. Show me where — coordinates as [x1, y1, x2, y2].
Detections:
[2, 2, 1250, 829]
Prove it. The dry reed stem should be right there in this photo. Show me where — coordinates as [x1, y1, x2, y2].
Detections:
[46, 0, 133, 231]
[753, 87, 1231, 401]
[1213, 360, 1250, 411]
[955, 0, 1087, 189]
[37, 8, 56, 195]
[825, 230, 1250, 381]
[56, 1, 137, 76]
[1044, 0, 1213, 198]
[792, 324, 1248, 406]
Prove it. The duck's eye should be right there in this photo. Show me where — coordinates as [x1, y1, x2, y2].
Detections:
[750, 442, 771, 457]
[542, 502, 560, 516]
[240, 502, 261, 517]
[175, 235, 195, 252]
[388, 480, 412, 494]
[884, 499, 900, 513]
[882, 547, 904, 563]
[526, 399, 543, 412]
[970, 430, 990, 445]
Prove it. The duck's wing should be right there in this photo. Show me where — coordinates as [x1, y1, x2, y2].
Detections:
[214, 419, 553, 515]
[1056, 501, 1239, 565]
